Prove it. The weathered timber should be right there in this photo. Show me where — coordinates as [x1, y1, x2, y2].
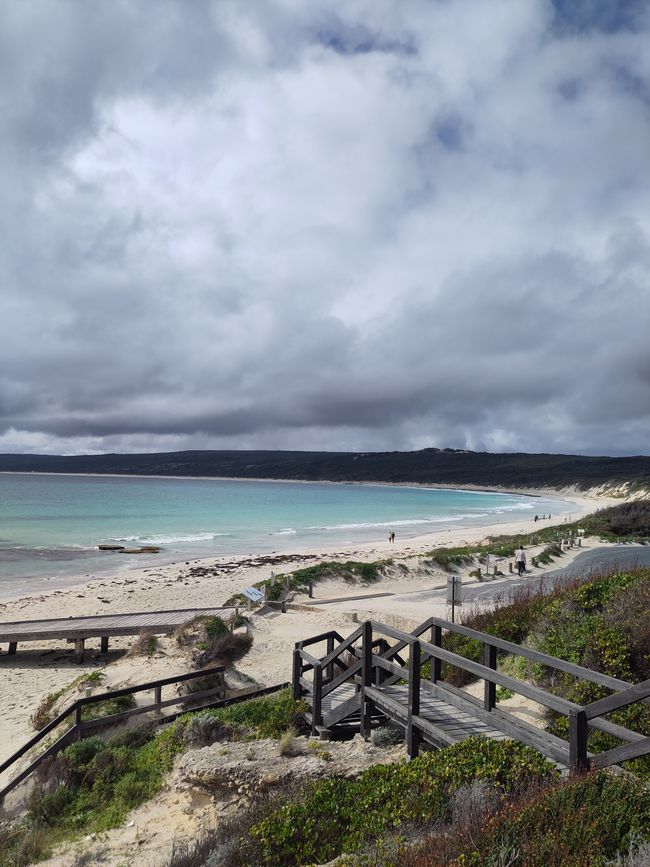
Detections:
[293, 617, 650, 772]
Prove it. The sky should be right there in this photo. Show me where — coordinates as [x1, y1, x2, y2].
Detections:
[1, 0, 649, 458]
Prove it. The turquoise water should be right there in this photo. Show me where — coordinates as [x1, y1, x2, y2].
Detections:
[0, 473, 570, 596]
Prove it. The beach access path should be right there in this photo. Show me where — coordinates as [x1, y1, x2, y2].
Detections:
[0, 607, 236, 661]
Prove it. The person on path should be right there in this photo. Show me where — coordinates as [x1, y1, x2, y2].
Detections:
[514, 545, 526, 576]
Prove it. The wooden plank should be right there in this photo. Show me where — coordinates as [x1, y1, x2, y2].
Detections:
[584, 678, 650, 721]
[412, 714, 460, 748]
[322, 661, 361, 697]
[78, 685, 226, 731]
[421, 681, 571, 765]
[0, 727, 77, 803]
[590, 736, 650, 769]
[323, 693, 362, 728]
[0, 608, 234, 643]
[428, 617, 638, 696]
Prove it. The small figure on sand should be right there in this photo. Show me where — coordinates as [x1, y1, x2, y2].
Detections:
[534, 514, 538, 522]
[514, 545, 526, 576]
[388, 531, 395, 544]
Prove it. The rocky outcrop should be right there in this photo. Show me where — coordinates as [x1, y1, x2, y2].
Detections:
[173, 735, 404, 799]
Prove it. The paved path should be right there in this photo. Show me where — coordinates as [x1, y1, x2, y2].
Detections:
[307, 544, 650, 618]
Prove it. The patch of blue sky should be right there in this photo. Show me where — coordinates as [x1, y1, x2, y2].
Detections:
[313, 20, 417, 57]
[551, 0, 646, 34]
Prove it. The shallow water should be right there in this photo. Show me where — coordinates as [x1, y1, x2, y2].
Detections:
[0, 473, 570, 596]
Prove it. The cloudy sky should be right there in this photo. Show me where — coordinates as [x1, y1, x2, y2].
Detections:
[1, 0, 649, 457]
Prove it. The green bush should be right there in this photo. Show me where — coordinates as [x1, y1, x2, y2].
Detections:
[474, 771, 650, 866]
[204, 616, 228, 640]
[400, 771, 650, 867]
[249, 738, 556, 865]
[81, 693, 137, 722]
[185, 689, 307, 740]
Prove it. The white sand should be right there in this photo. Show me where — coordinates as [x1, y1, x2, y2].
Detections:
[0, 489, 616, 772]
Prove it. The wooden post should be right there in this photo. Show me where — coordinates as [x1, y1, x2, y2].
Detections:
[509, 562, 513, 574]
[326, 635, 335, 683]
[407, 640, 421, 760]
[292, 648, 302, 700]
[360, 620, 373, 740]
[309, 581, 314, 598]
[476, 567, 481, 579]
[74, 703, 82, 740]
[74, 639, 85, 663]
[569, 710, 589, 772]
[311, 663, 323, 736]
[100, 636, 109, 653]
[482, 643, 497, 711]
[154, 685, 162, 706]
[430, 624, 442, 684]
[8, 642, 17, 655]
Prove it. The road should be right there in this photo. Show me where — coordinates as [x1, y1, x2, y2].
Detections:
[419, 543, 650, 612]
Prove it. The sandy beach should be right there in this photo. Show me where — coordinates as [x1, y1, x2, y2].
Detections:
[0, 489, 616, 772]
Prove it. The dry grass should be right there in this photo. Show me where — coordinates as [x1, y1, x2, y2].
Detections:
[278, 726, 302, 757]
[127, 629, 159, 657]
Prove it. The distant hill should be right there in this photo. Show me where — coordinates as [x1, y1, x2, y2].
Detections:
[1, 448, 650, 491]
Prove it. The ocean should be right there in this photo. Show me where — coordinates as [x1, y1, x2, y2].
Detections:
[0, 473, 570, 596]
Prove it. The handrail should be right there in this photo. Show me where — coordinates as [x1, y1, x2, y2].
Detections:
[428, 617, 637, 696]
[292, 617, 650, 771]
[584, 678, 650, 721]
[296, 630, 344, 649]
[368, 620, 580, 716]
[320, 624, 364, 668]
[0, 665, 225, 802]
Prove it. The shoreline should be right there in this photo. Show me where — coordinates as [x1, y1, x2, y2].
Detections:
[0, 488, 618, 773]
[0, 468, 585, 497]
[0, 485, 584, 601]
[0, 487, 604, 609]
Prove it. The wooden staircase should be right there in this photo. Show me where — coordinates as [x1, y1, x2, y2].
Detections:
[293, 617, 650, 770]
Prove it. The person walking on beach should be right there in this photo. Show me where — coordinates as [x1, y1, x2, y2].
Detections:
[514, 545, 526, 576]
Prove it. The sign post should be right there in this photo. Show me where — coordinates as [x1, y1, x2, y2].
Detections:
[446, 576, 463, 623]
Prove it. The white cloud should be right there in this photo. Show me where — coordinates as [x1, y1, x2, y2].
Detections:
[0, 0, 649, 456]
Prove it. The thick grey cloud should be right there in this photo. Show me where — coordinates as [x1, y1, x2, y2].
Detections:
[1, 0, 649, 457]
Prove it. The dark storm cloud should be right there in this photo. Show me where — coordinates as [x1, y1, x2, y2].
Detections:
[1, 0, 649, 457]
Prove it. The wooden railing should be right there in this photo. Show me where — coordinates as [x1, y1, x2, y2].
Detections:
[293, 617, 650, 770]
[0, 665, 228, 804]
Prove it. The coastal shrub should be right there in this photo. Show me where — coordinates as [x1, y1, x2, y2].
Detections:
[371, 725, 404, 747]
[259, 560, 394, 600]
[401, 771, 650, 867]
[194, 631, 253, 668]
[204, 616, 229, 640]
[249, 738, 556, 865]
[0, 722, 187, 866]
[181, 689, 308, 740]
[430, 568, 650, 688]
[127, 629, 159, 657]
[80, 693, 137, 722]
[278, 726, 302, 757]
[424, 547, 476, 571]
[579, 501, 650, 541]
[29, 689, 65, 731]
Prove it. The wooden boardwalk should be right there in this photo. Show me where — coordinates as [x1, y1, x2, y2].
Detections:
[0, 607, 236, 661]
[321, 683, 509, 746]
[294, 617, 650, 771]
